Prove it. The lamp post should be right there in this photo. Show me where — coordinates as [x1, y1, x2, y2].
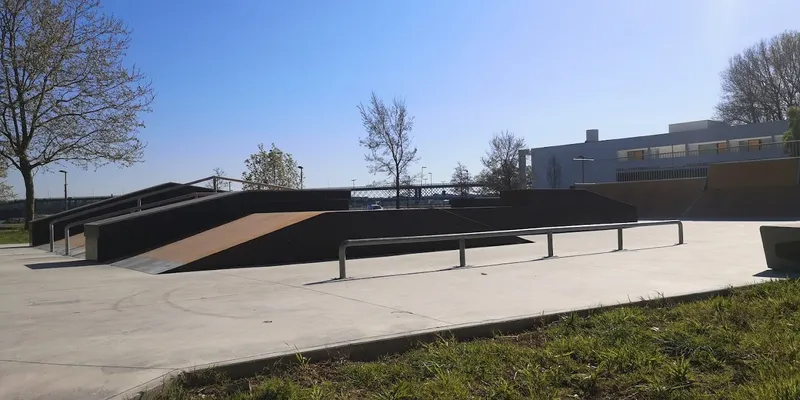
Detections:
[572, 156, 595, 183]
[351, 179, 356, 188]
[428, 172, 432, 186]
[58, 170, 68, 211]
[298, 165, 304, 189]
[421, 166, 426, 186]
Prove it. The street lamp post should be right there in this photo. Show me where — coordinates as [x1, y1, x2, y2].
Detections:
[429, 172, 432, 186]
[298, 165, 304, 189]
[58, 170, 68, 211]
[351, 179, 356, 188]
[421, 166, 426, 186]
[572, 156, 595, 183]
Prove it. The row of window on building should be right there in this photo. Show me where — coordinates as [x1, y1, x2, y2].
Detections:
[617, 135, 787, 161]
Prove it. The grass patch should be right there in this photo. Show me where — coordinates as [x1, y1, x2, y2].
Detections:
[0, 226, 27, 244]
[145, 279, 800, 400]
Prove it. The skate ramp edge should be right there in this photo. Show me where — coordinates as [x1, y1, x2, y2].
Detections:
[112, 212, 322, 274]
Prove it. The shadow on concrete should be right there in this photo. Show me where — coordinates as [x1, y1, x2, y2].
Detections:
[753, 269, 800, 279]
[306, 243, 681, 286]
[26, 259, 98, 270]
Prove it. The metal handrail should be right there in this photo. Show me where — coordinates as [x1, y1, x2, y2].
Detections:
[337, 220, 684, 279]
[59, 192, 216, 255]
[49, 175, 293, 251]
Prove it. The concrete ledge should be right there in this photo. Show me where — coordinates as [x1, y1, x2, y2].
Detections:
[761, 225, 800, 271]
[124, 283, 763, 400]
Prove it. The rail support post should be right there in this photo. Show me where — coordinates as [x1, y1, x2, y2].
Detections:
[458, 238, 466, 267]
[678, 221, 684, 244]
[617, 228, 623, 251]
[49, 224, 55, 252]
[338, 244, 348, 279]
[64, 228, 70, 256]
[546, 232, 554, 257]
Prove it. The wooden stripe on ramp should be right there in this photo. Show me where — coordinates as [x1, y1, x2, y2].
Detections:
[137, 211, 323, 264]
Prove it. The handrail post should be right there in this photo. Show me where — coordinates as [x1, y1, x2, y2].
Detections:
[546, 231, 554, 257]
[136, 197, 142, 210]
[458, 238, 466, 267]
[338, 243, 348, 279]
[677, 221, 684, 244]
[64, 227, 70, 256]
[212, 177, 218, 193]
[617, 228, 623, 251]
[49, 224, 55, 252]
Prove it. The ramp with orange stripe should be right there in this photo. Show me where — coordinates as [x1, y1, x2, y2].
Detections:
[112, 208, 535, 274]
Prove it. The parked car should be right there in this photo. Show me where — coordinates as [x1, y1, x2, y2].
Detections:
[366, 204, 383, 210]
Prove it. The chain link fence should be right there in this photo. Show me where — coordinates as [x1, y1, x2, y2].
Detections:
[350, 183, 496, 209]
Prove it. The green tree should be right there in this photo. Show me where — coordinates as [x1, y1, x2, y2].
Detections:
[0, 0, 154, 228]
[358, 92, 418, 209]
[241, 143, 300, 190]
[784, 107, 800, 157]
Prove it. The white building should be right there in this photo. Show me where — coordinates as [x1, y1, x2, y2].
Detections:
[522, 120, 792, 188]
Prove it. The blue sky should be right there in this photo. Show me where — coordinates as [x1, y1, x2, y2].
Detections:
[13, 0, 800, 198]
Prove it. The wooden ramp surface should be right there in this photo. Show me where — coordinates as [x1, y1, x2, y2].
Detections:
[706, 157, 799, 189]
[576, 178, 705, 219]
[113, 212, 321, 274]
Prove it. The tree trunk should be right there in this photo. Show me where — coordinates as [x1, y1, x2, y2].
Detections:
[394, 174, 400, 209]
[21, 163, 35, 231]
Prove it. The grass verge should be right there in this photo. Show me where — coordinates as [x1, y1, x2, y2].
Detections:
[146, 279, 800, 400]
[0, 225, 27, 244]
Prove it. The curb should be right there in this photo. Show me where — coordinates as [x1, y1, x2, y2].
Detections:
[124, 283, 757, 399]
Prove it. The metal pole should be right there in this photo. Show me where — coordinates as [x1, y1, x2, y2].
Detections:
[678, 222, 684, 244]
[581, 162, 586, 183]
[617, 228, 623, 251]
[458, 238, 466, 267]
[299, 166, 304, 189]
[338, 244, 348, 279]
[546, 232, 554, 257]
[212, 177, 218, 192]
[49, 224, 55, 252]
[59, 170, 68, 211]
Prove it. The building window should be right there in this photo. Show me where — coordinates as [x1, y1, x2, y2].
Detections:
[627, 150, 645, 161]
[748, 139, 762, 151]
[716, 142, 727, 153]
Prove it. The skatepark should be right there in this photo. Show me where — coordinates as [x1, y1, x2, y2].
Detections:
[1, 157, 800, 400]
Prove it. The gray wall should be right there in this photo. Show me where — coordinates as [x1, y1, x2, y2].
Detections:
[530, 120, 790, 188]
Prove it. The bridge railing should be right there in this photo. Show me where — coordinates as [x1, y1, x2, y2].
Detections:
[337, 220, 684, 279]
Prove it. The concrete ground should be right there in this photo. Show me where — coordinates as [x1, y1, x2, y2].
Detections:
[0, 221, 795, 400]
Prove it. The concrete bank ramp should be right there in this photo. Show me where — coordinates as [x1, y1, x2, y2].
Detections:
[684, 157, 800, 220]
[706, 157, 800, 189]
[576, 178, 705, 219]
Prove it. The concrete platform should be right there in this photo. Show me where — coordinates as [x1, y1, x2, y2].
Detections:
[0, 221, 796, 400]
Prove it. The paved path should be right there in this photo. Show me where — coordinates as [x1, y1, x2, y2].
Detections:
[0, 221, 794, 400]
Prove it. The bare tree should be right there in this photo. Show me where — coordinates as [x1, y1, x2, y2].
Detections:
[358, 92, 418, 209]
[0, 0, 154, 228]
[241, 143, 299, 190]
[546, 155, 562, 188]
[478, 130, 526, 192]
[205, 167, 231, 191]
[715, 30, 800, 124]
[450, 162, 472, 196]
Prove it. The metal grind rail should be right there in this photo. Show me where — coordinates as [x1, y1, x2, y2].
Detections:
[49, 175, 293, 252]
[337, 220, 684, 279]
